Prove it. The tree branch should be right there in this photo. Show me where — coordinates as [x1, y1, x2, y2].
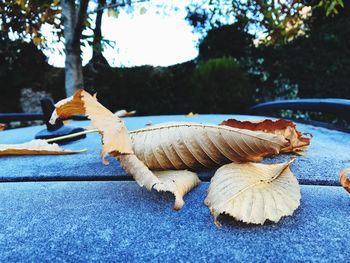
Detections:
[61, 0, 76, 51]
[88, 0, 149, 14]
[73, 0, 89, 47]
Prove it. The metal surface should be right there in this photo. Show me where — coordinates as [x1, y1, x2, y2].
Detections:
[249, 98, 350, 120]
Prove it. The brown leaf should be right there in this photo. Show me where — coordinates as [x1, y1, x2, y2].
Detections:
[0, 140, 80, 156]
[205, 159, 300, 225]
[0, 123, 6, 131]
[50, 89, 133, 164]
[130, 122, 289, 170]
[339, 168, 350, 194]
[115, 109, 136, 117]
[220, 119, 311, 153]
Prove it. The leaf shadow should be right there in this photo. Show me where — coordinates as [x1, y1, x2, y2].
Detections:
[216, 214, 277, 229]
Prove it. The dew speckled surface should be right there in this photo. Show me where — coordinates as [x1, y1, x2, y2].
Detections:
[0, 182, 349, 262]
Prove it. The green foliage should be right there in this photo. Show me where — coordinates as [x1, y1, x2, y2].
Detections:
[256, 2, 350, 99]
[190, 57, 253, 113]
[197, 24, 299, 104]
[317, 0, 344, 16]
[0, 0, 61, 46]
[84, 62, 196, 115]
[187, 0, 343, 45]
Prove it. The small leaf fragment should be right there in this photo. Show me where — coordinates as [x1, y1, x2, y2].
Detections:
[339, 168, 350, 193]
[0, 123, 6, 131]
[205, 159, 300, 225]
[154, 170, 201, 210]
[186, 112, 198, 117]
[220, 119, 311, 153]
[115, 109, 136, 117]
[119, 154, 200, 210]
[0, 140, 81, 156]
[139, 6, 147, 15]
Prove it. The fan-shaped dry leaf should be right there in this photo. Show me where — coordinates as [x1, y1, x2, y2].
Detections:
[220, 119, 311, 153]
[205, 159, 300, 225]
[115, 109, 136, 117]
[339, 168, 350, 194]
[0, 140, 80, 156]
[119, 154, 200, 210]
[50, 89, 133, 164]
[130, 123, 289, 170]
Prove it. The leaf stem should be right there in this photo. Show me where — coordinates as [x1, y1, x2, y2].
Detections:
[45, 129, 98, 143]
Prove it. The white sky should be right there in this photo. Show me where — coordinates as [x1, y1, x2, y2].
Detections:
[42, 0, 201, 68]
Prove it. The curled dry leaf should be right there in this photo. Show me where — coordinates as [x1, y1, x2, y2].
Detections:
[115, 109, 136, 117]
[220, 119, 311, 153]
[51, 90, 200, 209]
[50, 89, 133, 164]
[120, 154, 200, 210]
[339, 168, 350, 194]
[0, 140, 80, 156]
[154, 170, 201, 210]
[130, 123, 289, 170]
[205, 159, 300, 225]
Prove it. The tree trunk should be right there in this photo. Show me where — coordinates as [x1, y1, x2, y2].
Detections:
[60, 0, 89, 96]
[64, 49, 84, 96]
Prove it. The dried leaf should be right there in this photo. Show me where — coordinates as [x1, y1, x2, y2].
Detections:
[52, 90, 296, 214]
[205, 159, 300, 225]
[115, 109, 136, 117]
[154, 170, 201, 209]
[50, 90, 133, 164]
[0, 140, 80, 156]
[220, 119, 311, 153]
[130, 123, 289, 170]
[0, 123, 6, 131]
[186, 112, 198, 117]
[120, 154, 200, 209]
[339, 168, 350, 194]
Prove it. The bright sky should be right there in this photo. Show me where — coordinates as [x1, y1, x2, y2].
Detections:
[42, 0, 201, 68]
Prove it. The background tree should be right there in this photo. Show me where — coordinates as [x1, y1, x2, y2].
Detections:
[186, 0, 344, 45]
[198, 23, 253, 62]
[60, 0, 89, 96]
[260, 1, 350, 99]
[1, 0, 347, 119]
[0, 0, 149, 96]
[0, 0, 61, 43]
